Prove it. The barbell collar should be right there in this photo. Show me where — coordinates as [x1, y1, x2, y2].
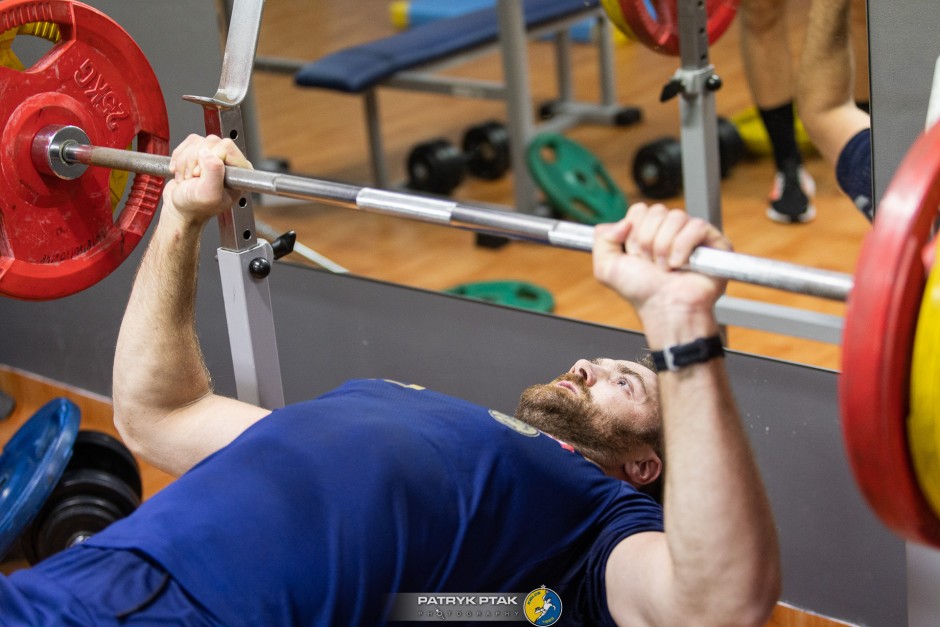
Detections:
[43, 125, 853, 302]
[32, 125, 90, 180]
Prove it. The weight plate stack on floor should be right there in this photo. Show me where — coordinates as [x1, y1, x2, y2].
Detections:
[20, 429, 142, 564]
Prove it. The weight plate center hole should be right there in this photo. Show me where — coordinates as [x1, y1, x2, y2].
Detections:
[540, 145, 557, 164]
[4, 25, 60, 72]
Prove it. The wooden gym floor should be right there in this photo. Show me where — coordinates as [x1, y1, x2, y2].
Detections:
[1, 0, 874, 624]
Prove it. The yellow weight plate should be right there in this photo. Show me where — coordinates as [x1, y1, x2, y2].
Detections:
[0, 21, 61, 70]
[730, 106, 816, 158]
[0, 24, 25, 71]
[600, 0, 639, 42]
[910, 255, 940, 517]
[388, 1, 408, 30]
[110, 167, 130, 211]
[17, 21, 61, 42]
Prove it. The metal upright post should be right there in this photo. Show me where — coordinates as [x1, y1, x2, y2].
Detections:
[553, 29, 574, 104]
[674, 0, 723, 228]
[185, 0, 285, 409]
[497, 0, 540, 215]
[364, 90, 390, 188]
[216, 0, 268, 170]
[596, 15, 617, 107]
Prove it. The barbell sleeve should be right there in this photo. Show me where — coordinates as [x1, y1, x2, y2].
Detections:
[50, 127, 853, 302]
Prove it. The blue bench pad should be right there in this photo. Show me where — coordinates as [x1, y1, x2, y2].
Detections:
[294, 0, 599, 93]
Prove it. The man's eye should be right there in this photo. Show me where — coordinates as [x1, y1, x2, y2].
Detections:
[617, 378, 628, 387]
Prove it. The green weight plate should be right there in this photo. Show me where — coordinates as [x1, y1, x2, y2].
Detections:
[445, 280, 555, 313]
[526, 133, 627, 225]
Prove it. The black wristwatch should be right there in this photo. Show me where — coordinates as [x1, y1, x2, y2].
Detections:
[651, 335, 724, 372]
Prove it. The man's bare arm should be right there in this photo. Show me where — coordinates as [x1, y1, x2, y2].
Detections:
[594, 207, 780, 626]
[112, 136, 269, 477]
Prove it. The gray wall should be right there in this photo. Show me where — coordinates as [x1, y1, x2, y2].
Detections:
[869, 0, 940, 204]
[0, 1, 923, 624]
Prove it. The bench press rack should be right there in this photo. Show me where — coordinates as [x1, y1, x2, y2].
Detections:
[188, 0, 285, 409]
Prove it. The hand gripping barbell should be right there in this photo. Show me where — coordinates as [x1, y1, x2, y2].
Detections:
[3, 0, 940, 549]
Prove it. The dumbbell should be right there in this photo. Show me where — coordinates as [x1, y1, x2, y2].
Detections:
[406, 120, 511, 195]
[632, 117, 746, 200]
[19, 430, 142, 565]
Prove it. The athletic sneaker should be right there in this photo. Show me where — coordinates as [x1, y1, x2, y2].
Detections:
[766, 161, 817, 224]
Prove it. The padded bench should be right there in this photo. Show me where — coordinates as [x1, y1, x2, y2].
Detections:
[295, 0, 608, 93]
[254, 0, 640, 214]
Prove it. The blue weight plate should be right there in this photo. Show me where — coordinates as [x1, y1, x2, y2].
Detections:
[0, 397, 80, 559]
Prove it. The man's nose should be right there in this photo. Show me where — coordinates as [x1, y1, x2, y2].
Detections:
[569, 359, 597, 386]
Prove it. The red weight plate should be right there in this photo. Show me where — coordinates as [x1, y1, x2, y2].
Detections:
[617, 0, 739, 56]
[0, 0, 169, 301]
[841, 122, 940, 547]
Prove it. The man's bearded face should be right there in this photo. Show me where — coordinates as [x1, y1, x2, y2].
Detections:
[515, 372, 655, 468]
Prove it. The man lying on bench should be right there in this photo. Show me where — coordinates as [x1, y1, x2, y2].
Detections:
[1, 135, 780, 626]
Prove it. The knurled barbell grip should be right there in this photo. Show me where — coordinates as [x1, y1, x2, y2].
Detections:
[50, 127, 853, 302]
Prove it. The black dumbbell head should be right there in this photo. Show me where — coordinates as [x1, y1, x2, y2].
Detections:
[463, 121, 511, 180]
[21, 469, 140, 564]
[406, 139, 466, 195]
[632, 137, 683, 200]
[70, 430, 142, 500]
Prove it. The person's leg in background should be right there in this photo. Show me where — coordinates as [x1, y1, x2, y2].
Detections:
[851, 0, 869, 112]
[796, 0, 872, 221]
[740, 0, 816, 224]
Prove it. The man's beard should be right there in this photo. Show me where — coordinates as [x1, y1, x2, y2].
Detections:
[515, 373, 653, 469]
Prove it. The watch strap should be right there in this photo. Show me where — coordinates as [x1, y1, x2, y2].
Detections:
[651, 335, 724, 372]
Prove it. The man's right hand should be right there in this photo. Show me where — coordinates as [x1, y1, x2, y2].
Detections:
[162, 134, 253, 228]
[593, 204, 731, 345]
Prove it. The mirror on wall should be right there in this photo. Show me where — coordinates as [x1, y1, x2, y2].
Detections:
[246, 0, 883, 371]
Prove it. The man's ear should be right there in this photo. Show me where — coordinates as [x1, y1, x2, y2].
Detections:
[622, 446, 662, 487]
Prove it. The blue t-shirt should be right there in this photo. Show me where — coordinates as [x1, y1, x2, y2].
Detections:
[836, 128, 873, 221]
[85, 379, 663, 625]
